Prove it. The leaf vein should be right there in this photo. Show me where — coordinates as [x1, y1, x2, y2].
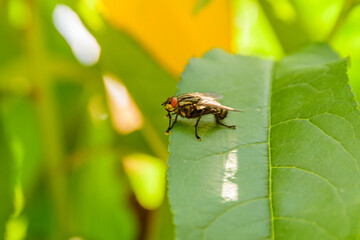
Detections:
[308, 119, 360, 171]
[202, 197, 269, 235]
[271, 117, 359, 171]
[274, 217, 338, 239]
[272, 166, 337, 191]
[273, 166, 348, 220]
[272, 81, 322, 95]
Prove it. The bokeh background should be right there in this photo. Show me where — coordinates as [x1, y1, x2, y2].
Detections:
[1, 0, 360, 239]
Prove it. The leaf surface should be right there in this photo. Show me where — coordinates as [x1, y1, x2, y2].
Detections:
[167, 44, 360, 239]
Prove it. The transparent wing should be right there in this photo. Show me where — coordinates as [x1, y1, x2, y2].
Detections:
[196, 93, 242, 111]
[177, 92, 222, 100]
[199, 92, 223, 99]
[197, 96, 240, 111]
[197, 99, 236, 110]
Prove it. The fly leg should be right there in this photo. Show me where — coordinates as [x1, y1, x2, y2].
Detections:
[215, 114, 236, 129]
[165, 112, 172, 135]
[194, 109, 205, 141]
[165, 112, 179, 134]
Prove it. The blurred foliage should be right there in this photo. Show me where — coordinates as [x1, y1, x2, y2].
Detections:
[0, 0, 360, 239]
[233, 0, 360, 99]
[0, 119, 14, 238]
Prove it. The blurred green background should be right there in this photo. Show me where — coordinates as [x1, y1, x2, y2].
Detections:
[1, 0, 360, 239]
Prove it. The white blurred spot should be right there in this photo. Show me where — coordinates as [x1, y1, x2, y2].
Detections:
[221, 149, 238, 202]
[103, 74, 143, 134]
[53, 4, 101, 66]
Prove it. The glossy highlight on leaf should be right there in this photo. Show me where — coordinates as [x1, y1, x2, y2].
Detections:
[167, 44, 360, 239]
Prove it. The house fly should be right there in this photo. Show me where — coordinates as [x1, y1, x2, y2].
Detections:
[161, 92, 241, 141]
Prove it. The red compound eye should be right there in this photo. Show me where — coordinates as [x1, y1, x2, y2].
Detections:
[171, 97, 177, 108]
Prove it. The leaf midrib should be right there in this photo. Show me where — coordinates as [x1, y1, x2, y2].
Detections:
[268, 62, 275, 240]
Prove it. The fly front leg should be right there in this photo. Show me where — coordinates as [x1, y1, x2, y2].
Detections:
[165, 112, 172, 135]
[194, 109, 205, 141]
[165, 111, 179, 134]
[215, 114, 236, 129]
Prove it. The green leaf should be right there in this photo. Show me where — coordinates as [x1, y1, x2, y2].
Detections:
[167, 44, 360, 239]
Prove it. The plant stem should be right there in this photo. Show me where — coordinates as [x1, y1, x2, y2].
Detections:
[328, 0, 357, 41]
[27, 0, 68, 238]
[140, 121, 168, 161]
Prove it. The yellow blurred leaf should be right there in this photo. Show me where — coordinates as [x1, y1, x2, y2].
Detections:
[122, 154, 166, 210]
[100, 0, 233, 76]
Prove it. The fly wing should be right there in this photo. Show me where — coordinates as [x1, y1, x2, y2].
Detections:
[200, 92, 223, 99]
[197, 97, 242, 112]
[190, 93, 219, 110]
[178, 92, 222, 100]
[177, 92, 242, 111]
